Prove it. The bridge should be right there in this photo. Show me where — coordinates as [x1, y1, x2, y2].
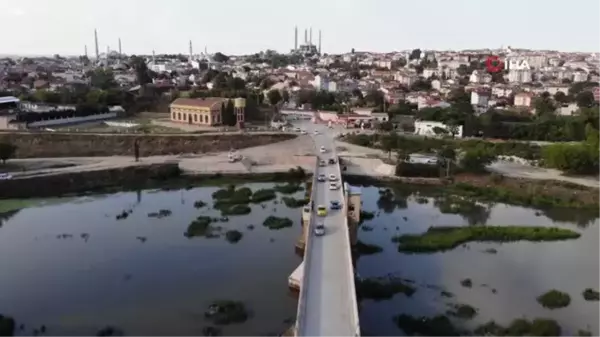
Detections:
[290, 124, 361, 336]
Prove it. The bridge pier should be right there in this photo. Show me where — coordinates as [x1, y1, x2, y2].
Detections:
[344, 182, 362, 246]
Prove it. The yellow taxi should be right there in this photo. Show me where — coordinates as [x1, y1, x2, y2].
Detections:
[317, 205, 328, 216]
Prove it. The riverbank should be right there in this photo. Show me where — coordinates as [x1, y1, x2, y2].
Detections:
[0, 132, 296, 158]
[344, 174, 599, 212]
[0, 163, 310, 199]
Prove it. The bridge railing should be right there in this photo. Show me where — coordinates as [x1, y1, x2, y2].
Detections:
[333, 149, 361, 336]
[294, 158, 319, 336]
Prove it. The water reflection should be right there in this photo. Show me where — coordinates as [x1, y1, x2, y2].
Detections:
[356, 185, 599, 336]
[0, 183, 302, 336]
[0, 209, 20, 227]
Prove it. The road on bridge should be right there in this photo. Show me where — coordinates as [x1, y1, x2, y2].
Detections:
[295, 122, 359, 336]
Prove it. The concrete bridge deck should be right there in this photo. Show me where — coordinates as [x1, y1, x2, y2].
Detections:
[295, 125, 360, 336]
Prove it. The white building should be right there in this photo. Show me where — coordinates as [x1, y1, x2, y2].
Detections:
[471, 90, 490, 107]
[414, 120, 463, 138]
[508, 69, 532, 83]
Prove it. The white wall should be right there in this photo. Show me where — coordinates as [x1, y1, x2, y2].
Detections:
[27, 112, 118, 128]
[414, 120, 463, 138]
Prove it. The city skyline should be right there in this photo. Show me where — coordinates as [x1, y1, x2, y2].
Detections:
[0, 0, 599, 57]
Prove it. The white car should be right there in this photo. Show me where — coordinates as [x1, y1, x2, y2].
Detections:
[300, 130, 307, 135]
[317, 174, 327, 182]
[319, 160, 327, 167]
[0, 173, 13, 180]
[319, 146, 326, 153]
[294, 128, 301, 132]
[314, 130, 319, 135]
[329, 182, 339, 190]
[314, 223, 325, 236]
[328, 174, 337, 181]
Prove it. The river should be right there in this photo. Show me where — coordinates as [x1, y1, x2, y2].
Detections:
[0, 183, 302, 336]
[355, 184, 599, 336]
[1, 181, 597, 336]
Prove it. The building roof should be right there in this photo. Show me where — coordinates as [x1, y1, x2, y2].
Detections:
[170, 97, 229, 109]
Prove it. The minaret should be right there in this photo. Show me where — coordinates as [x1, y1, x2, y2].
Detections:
[318, 30, 322, 55]
[94, 29, 99, 60]
[106, 45, 109, 57]
[309, 27, 313, 46]
[118, 38, 122, 56]
[152, 50, 156, 63]
[294, 26, 298, 51]
[304, 29, 308, 44]
[84, 45, 88, 58]
[189, 40, 193, 61]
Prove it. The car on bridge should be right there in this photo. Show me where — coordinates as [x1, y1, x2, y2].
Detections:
[328, 158, 337, 165]
[319, 159, 327, 167]
[319, 146, 327, 153]
[330, 200, 342, 210]
[329, 182, 339, 190]
[317, 174, 327, 182]
[301, 130, 307, 135]
[314, 130, 320, 135]
[0, 173, 12, 180]
[317, 205, 328, 216]
[328, 174, 338, 181]
[314, 223, 325, 236]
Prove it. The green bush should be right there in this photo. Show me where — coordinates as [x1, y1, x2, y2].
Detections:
[393, 226, 581, 253]
[220, 204, 251, 216]
[394, 314, 459, 336]
[582, 288, 599, 301]
[225, 230, 243, 243]
[357, 277, 416, 300]
[447, 303, 477, 320]
[251, 189, 277, 203]
[262, 216, 293, 230]
[537, 290, 571, 309]
[274, 183, 303, 194]
[185, 216, 217, 238]
[0, 314, 15, 336]
[355, 240, 383, 256]
[281, 196, 309, 208]
[474, 318, 561, 336]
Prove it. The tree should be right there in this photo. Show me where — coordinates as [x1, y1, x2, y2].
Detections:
[576, 91, 595, 108]
[409, 49, 421, 60]
[282, 90, 290, 103]
[221, 100, 236, 127]
[380, 132, 399, 159]
[267, 89, 282, 106]
[129, 56, 152, 85]
[534, 95, 556, 115]
[213, 52, 230, 63]
[460, 147, 496, 173]
[554, 91, 569, 104]
[0, 143, 16, 164]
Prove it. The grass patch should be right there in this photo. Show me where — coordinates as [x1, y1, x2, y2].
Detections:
[204, 300, 249, 325]
[219, 204, 252, 216]
[274, 183, 304, 194]
[537, 290, 571, 309]
[356, 277, 416, 301]
[394, 314, 460, 336]
[281, 196, 309, 208]
[263, 216, 293, 230]
[185, 216, 220, 238]
[392, 225, 581, 253]
[446, 303, 477, 320]
[583, 288, 599, 301]
[355, 240, 383, 256]
[225, 230, 243, 243]
[251, 189, 277, 203]
[474, 318, 561, 336]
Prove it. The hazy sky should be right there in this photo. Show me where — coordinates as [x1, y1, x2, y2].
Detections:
[2, 0, 599, 56]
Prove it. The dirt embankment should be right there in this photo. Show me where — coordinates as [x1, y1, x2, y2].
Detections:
[0, 163, 181, 199]
[0, 133, 296, 158]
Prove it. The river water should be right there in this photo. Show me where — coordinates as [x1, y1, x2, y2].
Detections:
[0, 183, 302, 336]
[355, 185, 599, 336]
[0, 182, 597, 336]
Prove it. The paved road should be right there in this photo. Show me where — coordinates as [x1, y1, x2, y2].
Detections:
[296, 123, 359, 336]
